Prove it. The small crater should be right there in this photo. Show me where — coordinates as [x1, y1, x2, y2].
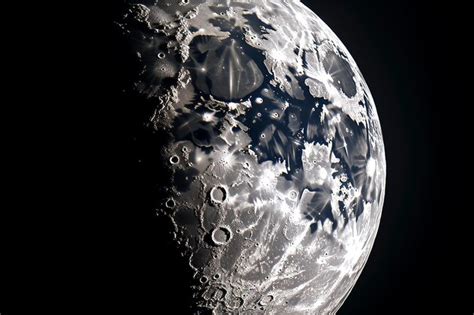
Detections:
[165, 198, 176, 209]
[255, 97, 264, 105]
[213, 273, 220, 280]
[170, 155, 180, 164]
[157, 52, 166, 59]
[199, 276, 209, 284]
[211, 226, 232, 245]
[210, 186, 227, 204]
[288, 190, 298, 201]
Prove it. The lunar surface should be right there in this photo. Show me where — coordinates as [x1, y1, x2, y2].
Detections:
[115, 0, 386, 313]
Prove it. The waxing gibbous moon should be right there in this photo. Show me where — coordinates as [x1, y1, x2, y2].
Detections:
[116, 0, 386, 313]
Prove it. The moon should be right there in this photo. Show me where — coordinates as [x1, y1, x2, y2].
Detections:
[116, 0, 386, 313]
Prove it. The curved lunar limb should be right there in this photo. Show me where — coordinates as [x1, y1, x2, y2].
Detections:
[116, 0, 386, 313]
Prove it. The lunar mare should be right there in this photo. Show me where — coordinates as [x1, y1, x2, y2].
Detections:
[116, 0, 386, 313]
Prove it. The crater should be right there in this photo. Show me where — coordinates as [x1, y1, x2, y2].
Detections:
[211, 226, 232, 245]
[170, 155, 180, 164]
[165, 198, 176, 209]
[288, 190, 298, 201]
[210, 186, 227, 204]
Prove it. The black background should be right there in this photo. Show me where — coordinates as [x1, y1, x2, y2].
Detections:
[0, 0, 470, 314]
